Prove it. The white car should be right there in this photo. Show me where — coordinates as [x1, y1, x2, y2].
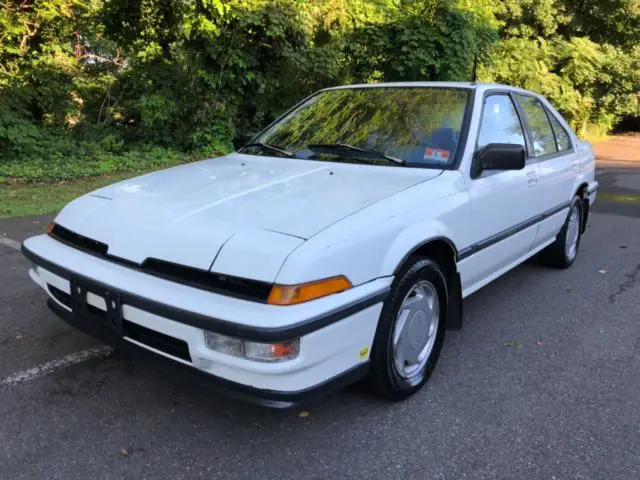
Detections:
[22, 82, 598, 408]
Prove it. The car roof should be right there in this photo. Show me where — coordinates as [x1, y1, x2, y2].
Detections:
[322, 81, 536, 96]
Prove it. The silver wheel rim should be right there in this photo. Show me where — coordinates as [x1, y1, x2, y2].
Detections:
[565, 204, 581, 261]
[392, 280, 440, 386]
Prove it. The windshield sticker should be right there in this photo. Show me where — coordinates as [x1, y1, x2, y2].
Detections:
[424, 148, 450, 163]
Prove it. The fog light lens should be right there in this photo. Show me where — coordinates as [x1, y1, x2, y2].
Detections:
[203, 332, 300, 362]
[204, 332, 243, 357]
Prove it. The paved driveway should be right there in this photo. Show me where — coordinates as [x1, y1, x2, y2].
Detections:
[1, 138, 640, 479]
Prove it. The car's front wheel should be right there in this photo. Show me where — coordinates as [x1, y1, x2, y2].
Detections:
[539, 194, 583, 269]
[367, 256, 448, 401]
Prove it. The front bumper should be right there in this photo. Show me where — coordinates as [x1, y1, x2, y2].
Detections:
[22, 234, 390, 407]
[46, 299, 368, 408]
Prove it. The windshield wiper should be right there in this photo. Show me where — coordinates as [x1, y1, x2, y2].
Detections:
[306, 143, 405, 165]
[241, 142, 296, 158]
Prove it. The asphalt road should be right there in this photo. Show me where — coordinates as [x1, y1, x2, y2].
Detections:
[1, 163, 640, 479]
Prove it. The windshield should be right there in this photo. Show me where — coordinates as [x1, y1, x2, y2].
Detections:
[243, 87, 471, 167]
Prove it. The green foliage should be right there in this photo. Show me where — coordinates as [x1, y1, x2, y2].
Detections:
[0, 142, 224, 183]
[476, 0, 640, 136]
[342, 1, 497, 83]
[564, 0, 640, 48]
[1, 0, 639, 184]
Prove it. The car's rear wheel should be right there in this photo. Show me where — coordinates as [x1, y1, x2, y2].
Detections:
[539, 195, 583, 269]
[367, 256, 447, 400]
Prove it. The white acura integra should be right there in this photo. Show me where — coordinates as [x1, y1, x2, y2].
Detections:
[22, 82, 598, 408]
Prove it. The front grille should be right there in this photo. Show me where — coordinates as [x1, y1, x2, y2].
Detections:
[50, 223, 108, 256]
[49, 285, 71, 308]
[47, 223, 272, 302]
[87, 304, 104, 316]
[123, 320, 192, 362]
[142, 258, 272, 302]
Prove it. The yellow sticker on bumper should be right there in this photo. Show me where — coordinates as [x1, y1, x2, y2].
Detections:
[359, 346, 369, 360]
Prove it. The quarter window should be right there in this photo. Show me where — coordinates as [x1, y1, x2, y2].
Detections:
[477, 95, 526, 150]
[547, 111, 572, 151]
[516, 95, 557, 156]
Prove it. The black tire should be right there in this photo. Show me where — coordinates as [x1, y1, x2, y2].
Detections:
[539, 195, 583, 269]
[367, 256, 448, 401]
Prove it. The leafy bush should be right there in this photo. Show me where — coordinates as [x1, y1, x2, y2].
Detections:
[1, 0, 639, 183]
[476, 0, 640, 137]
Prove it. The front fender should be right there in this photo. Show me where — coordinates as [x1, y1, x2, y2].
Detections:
[276, 172, 470, 287]
[380, 220, 459, 276]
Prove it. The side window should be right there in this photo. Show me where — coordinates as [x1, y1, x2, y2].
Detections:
[477, 95, 526, 150]
[547, 111, 572, 151]
[515, 95, 557, 156]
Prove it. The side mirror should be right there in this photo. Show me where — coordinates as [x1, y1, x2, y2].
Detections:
[471, 143, 526, 178]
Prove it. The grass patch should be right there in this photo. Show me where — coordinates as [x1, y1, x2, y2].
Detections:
[0, 146, 218, 184]
[598, 192, 640, 203]
[0, 169, 160, 219]
[0, 144, 229, 218]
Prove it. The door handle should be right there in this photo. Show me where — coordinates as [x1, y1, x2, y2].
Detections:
[526, 170, 538, 187]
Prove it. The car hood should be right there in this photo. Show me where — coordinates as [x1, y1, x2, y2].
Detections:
[54, 153, 442, 281]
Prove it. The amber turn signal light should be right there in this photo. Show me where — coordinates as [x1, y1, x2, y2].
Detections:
[46, 222, 55, 235]
[267, 276, 352, 305]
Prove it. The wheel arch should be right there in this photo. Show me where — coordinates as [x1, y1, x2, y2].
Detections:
[389, 236, 464, 331]
[393, 237, 459, 276]
[575, 182, 588, 198]
[575, 182, 589, 234]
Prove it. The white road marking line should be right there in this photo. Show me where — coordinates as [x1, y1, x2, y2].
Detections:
[0, 236, 21, 251]
[0, 346, 113, 387]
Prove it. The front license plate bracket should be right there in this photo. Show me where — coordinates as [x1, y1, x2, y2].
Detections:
[70, 277, 123, 334]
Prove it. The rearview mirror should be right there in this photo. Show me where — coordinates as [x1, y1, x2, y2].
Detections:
[471, 143, 526, 178]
